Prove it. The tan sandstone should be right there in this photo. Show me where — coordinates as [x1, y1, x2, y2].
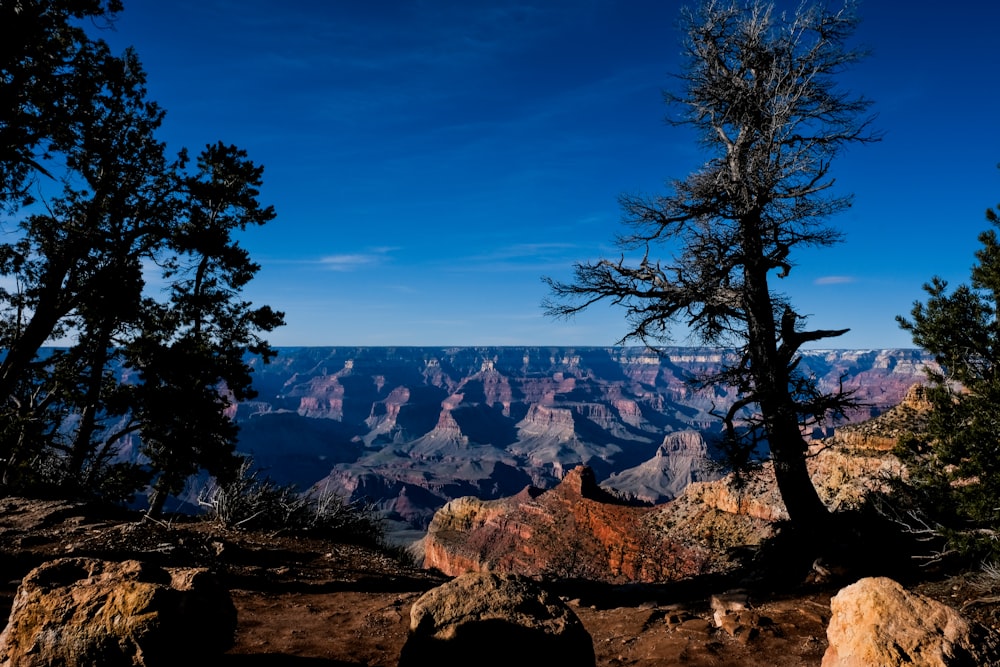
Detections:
[823, 576, 1000, 667]
[0, 557, 235, 667]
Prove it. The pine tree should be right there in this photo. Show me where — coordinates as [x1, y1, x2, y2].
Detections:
[897, 182, 1000, 558]
[0, 1, 284, 509]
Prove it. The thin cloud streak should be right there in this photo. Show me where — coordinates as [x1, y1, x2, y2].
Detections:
[319, 254, 377, 271]
[317, 246, 399, 272]
[102, 1, 1000, 349]
[815, 276, 856, 285]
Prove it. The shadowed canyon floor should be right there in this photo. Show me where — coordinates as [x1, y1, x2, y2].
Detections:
[217, 347, 932, 532]
[3, 496, 997, 667]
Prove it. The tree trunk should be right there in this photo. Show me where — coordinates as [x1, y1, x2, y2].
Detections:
[0, 262, 73, 402]
[767, 417, 829, 525]
[147, 480, 168, 518]
[741, 216, 829, 528]
[69, 338, 111, 478]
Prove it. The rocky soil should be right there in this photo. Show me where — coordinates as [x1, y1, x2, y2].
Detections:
[3, 495, 997, 667]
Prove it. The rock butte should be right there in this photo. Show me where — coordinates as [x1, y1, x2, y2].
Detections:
[206, 347, 933, 532]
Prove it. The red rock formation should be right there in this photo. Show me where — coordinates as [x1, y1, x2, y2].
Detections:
[612, 398, 643, 425]
[288, 374, 346, 419]
[422, 436, 908, 583]
[464, 360, 514, 409]
[434, 407, 463, 433]
[365, 386, 410, 430]
[524, 404, 574, 426]
[423, 466, 721, 584]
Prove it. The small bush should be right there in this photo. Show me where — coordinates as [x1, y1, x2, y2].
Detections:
[198, 457, 384, 546]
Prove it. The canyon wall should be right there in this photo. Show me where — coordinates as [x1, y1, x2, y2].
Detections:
[228, 347, 931, 531]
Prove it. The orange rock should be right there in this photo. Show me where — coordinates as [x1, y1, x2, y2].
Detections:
[823, 577, 1000, 667]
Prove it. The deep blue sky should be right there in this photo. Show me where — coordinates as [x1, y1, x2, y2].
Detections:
[97, 0, 1000, 348]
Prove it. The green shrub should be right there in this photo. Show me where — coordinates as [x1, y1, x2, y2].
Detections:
[896, 188, 1000, 564]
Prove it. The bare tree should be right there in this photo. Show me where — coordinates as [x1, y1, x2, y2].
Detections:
[545, 0, 878, 528]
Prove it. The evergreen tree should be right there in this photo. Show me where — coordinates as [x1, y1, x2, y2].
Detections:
[897, 182, 1000, 558]
[0, 1, 284, 509]
[130, 142, 284, 516]
[0, 0, 123, 206]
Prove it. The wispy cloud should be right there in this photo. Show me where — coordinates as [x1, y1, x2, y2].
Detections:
[475, 242, 579, 261]
[444, 242, 583, 274]
[815, 276, 856, 285]
[319, 247, 397, 271]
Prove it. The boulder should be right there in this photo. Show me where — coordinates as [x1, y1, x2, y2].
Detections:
[823, 576, 1000, 667]
[0, 557, 236, 667]
[398, 572, 595, 667]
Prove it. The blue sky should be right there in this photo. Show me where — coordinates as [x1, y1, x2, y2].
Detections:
[97, 0, 1000, 348]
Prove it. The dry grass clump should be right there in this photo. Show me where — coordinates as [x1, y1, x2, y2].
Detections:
[198, 457, 383, 547]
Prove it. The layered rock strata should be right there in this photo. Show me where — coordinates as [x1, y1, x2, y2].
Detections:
[422, 465, 774, 583]
[424, 430, 908, 583]
[224, 347, 931, 529]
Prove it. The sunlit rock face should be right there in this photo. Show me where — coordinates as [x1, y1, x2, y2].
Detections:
[823, 577, 1000, 667]
[0, 558, 236, 666]
[601, 430, 717, 504]
[831, 382, 933, 451]
[229, 347, 932, 530]
[421, 440, 909, 584]
[421, 466, 696, 584]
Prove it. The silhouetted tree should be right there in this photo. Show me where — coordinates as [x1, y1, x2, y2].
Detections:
[0, 0, 123, 207]
[0, 45, 175, 486]
[545, 0, 877, 528]
[129, 142, 284, 516]
[0, 1, 284, 510]
[896, 180, 1000, 559]
[0, 22, 173, 490]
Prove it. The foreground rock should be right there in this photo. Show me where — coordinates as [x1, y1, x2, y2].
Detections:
[398, 572, 595, 667]
[0, 557, 235, 667]
[823, 577, 1000, 667]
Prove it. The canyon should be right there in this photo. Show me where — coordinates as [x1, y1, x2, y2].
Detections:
[7, 381, 998, 667]
[216, 347, 931, 536]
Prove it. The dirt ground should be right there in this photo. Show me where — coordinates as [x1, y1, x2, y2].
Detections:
[0, 496, 987, 667]
[215, 587, 833, 666]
